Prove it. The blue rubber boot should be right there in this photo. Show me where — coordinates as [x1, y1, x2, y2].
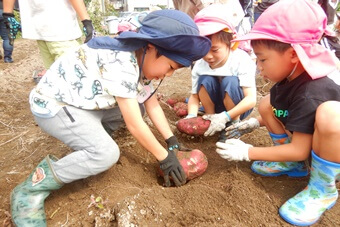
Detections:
[279, 151, 340, 226]
[251, 133, 308, 177]
[11, 155, 64, 227]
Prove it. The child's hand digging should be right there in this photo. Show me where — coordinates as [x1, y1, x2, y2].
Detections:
[159, 150, 187, 187]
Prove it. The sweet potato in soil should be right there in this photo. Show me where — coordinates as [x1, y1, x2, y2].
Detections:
[177, 116, 211, 136]
[173, 102, 188, 117]
[158, 149, 208, 181]
[166, 97, 186, 107]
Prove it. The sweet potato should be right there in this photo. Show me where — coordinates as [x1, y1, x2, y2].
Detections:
[173, 102, 187, 111]
[166, 97, 186, 107]
[176, 116, 211, 136]
[173, 102, 188, 117]
[158, 149, 208, 181]
[175, 108, 188, 117]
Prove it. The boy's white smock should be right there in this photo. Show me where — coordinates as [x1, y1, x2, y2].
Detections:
[29, 45, 154, 118]
[191, 48, 256, 93]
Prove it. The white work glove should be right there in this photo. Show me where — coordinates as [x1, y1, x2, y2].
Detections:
[224, 118, 260, 139]
[203, 111, 231, 136]
[216, 139, 252, 161]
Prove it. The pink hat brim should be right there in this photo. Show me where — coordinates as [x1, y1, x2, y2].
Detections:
[196, 21, 234, 36]
[234, 32, 339, 80]
[233, 31, 278, 42]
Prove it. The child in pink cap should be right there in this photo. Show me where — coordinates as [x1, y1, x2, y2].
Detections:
[215, 0, 340, 226]
[184, 3, 257, 142]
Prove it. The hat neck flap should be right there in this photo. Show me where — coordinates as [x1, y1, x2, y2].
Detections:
[87, 37, 146, 52]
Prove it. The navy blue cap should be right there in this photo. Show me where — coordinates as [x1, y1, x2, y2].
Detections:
[88, 9, 211, 67]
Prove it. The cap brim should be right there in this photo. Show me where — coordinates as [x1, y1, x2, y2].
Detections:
[117, 32, 211, 67]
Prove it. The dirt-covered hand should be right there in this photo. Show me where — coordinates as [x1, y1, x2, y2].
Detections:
[203, 112, 230, 136]
[159, 150, 187, 187]
[225, 118, 260, 139]
[216, 139, 252, 161]
[3, 13, 21, 46]
[82, 19, 96, 43]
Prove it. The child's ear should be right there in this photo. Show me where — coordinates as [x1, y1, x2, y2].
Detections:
[147, 43, 156, 50]
[289, 47, 300, 64]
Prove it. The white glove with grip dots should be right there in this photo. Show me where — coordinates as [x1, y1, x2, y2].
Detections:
[203, 111, 231, 136]
[224, 118, 260, 139]
[216, 139, 252, 161]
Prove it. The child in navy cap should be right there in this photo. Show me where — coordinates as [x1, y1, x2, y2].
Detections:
[11, 10, 211, 226]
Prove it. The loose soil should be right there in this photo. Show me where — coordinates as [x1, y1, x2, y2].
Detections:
[1, 39, 339, 226]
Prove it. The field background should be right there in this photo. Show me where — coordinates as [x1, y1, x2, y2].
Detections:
[1, 39, 339, 226]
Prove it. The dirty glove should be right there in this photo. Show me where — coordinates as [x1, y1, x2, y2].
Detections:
[165, 135, 180, 151]
[3, 13, 21, 46]
[81, 19, 96, 43]
[159, 150, 187, 187]
[225, 118, 260, 139]
[165, 135, 191, 151]
[216, 139, 252, 161]
[203, 111, 231, 136]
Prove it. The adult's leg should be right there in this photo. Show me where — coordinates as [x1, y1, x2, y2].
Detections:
[36, 40, 55, 69]
[36, 39, 81, 69]
[0, 14, 13, 62]
[47, 39, 82, 63]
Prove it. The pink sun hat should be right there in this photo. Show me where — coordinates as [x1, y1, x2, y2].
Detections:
[234, 0, 339, 80]
[194, 2, 244, 36]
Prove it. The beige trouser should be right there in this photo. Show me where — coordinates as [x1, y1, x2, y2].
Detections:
[37, 39, 81, 68]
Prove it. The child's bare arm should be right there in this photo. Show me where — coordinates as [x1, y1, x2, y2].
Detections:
[117, 96, 187, 187]
[249, 131, 312, 161]
[187, 94, 200, 117]
[3, 0, 16, 13]
[116, 97, 168, 161]
[217, 131, 312, 162]
[68, 0, 90, 21]
[144, 95, 175, 141]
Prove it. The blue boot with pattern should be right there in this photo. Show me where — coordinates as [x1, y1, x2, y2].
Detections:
[11, 155, 64, 227]
[251, 133, 308, 177]
[279, 151, 340, 226]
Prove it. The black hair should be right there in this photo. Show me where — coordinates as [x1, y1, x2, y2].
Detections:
[251, 39, 291, 53]
[135, 44, 162, 59]
[207, 31, 234, 48]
